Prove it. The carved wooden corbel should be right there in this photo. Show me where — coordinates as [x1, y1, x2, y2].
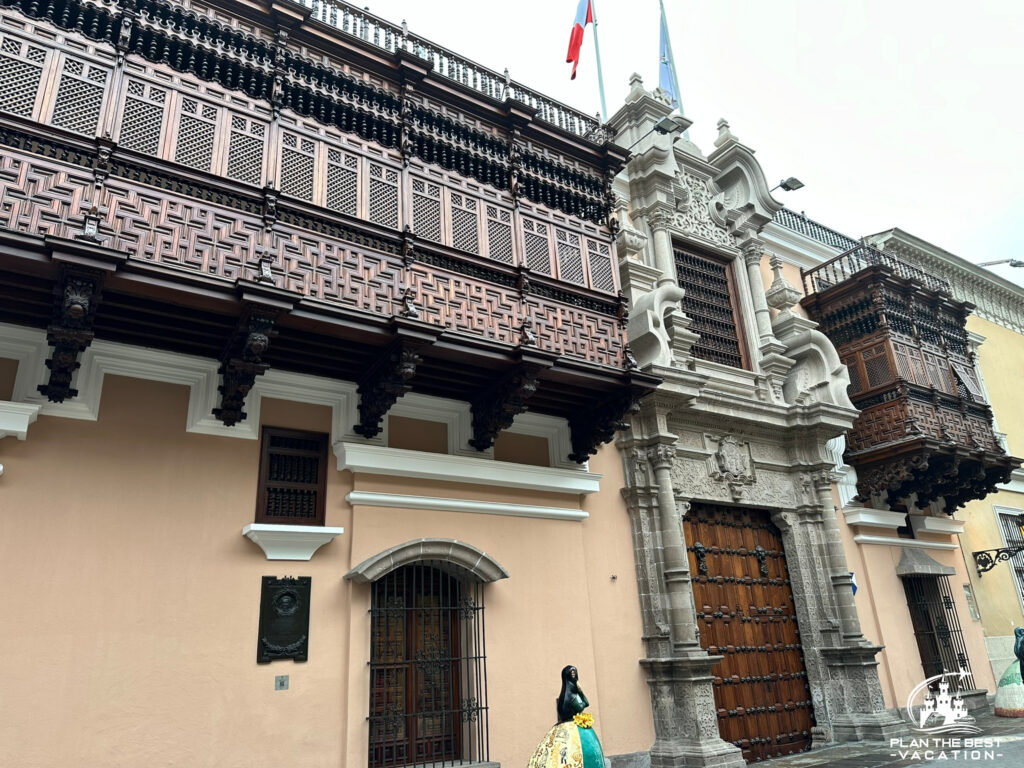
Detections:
[469, 353, 554, 451]
[567, 387, 644, 464]
[354, 323, 438, 438]
[213, 282, 296, 427]
[37, 238, 126, 403]
[213, 309, 278, 427]
[38, 266, 105, 402]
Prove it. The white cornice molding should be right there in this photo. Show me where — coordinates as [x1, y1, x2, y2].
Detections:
[242, 524, 345, 560]
[910, 516, 965, 536]
[346, 491, 588, 522]
[0, 324, 577, 465]
[844, 507, 908, 530]
[760, 224, 840, 271]
[0, 401, 41, 441]
[336, 442, 601, 495]
[852, 534, 958, 551]
[997, 469, 1024, 495]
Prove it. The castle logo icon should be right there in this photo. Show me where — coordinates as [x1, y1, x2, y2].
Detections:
[904, 669, 981, 735]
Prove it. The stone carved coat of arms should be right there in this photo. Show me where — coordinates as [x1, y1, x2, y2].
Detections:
[708, 434, 755, 501]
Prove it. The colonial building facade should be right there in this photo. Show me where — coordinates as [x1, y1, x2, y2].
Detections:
[0, 1, 659, 767]
[2, 2, 1021, 768]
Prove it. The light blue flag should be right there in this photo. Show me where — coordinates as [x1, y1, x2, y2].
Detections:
[659, 4, 679, 109]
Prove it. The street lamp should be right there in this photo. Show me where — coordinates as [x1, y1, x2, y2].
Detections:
[627, 116, 685, 151]
[770, 177, 805, 193]
[972, 513, 1024, 575]
[976, 259, 1024, 268]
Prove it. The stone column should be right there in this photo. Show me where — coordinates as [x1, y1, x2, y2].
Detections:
[647, 207, 678, 287]
[741, 238, 776, 347]
[649, 443, 700, 650]
[812, 470, 867, 644]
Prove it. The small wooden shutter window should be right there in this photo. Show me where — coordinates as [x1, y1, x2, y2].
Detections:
[256, 427, 328, 526]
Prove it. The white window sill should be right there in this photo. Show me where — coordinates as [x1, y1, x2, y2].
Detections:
[242, 523, 345, 560]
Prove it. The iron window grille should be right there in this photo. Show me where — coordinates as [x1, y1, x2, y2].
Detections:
[997, 509, 1024, 612]
[255, 427, 328, 526]
[673, 245, 748, 369]
[902, 575, 975, 691]
[369, 562, 489, 768]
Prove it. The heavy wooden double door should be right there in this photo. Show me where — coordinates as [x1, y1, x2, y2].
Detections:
[685, 503, 814, 762]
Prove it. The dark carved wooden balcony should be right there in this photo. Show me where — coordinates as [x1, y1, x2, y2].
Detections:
[0, 0, 656, 461]
[801, 244, 1020, 511]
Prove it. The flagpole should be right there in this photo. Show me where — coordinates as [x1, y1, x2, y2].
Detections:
[590, 0, 609, 122]
[659, 0, 687, 136]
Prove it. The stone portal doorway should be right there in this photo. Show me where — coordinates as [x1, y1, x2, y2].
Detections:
[685, 503, 815, 761]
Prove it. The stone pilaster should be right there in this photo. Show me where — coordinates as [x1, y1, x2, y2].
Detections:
[647, 206, 679, 287]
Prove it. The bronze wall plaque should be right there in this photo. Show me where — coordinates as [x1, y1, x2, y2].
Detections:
[257, 576, 311, 664]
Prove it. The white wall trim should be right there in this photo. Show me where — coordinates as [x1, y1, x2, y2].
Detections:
[910, 516, 965, 535]
[505, 411, 577, 470]
[852, 534, 959, 551]
[997, 469, 1024, 495]
[346, 491, 588, 521]
[0, 401, 41, 441]
[336, 442, 600, 495]
[242, 523, 345, 560]
[844, 507, 908, 529]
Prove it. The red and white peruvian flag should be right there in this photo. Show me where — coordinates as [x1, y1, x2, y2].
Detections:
[566, 0, 594, 80]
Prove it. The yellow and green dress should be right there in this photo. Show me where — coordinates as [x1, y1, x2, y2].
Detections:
[527, 696, 604, 768]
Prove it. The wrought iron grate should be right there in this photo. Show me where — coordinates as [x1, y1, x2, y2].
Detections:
[369, 562, 489, 768]
[902, 575, 975, 691]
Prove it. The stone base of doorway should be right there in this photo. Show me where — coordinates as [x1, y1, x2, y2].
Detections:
[957, 687, 991, 712]
[607, 751, 650, 768]
[829, 710, 908, 743]
[649, 742, 745, 768]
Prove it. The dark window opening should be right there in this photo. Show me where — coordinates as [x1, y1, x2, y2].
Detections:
[255, 427, 328, 525]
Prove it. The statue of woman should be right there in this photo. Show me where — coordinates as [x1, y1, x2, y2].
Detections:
[527, 665, 605, 768]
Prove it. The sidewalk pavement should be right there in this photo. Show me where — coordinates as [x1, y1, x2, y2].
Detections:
[764, 712, 1024, 768]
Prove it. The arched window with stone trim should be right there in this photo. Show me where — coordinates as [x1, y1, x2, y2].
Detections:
[346, 540, 508, 768]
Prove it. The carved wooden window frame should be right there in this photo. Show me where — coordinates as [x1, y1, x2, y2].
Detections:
[255, 427, 329, 526]
[672, 243, 751, 370]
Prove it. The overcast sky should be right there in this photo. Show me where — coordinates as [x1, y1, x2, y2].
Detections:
[360, 0, 1023, 287]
